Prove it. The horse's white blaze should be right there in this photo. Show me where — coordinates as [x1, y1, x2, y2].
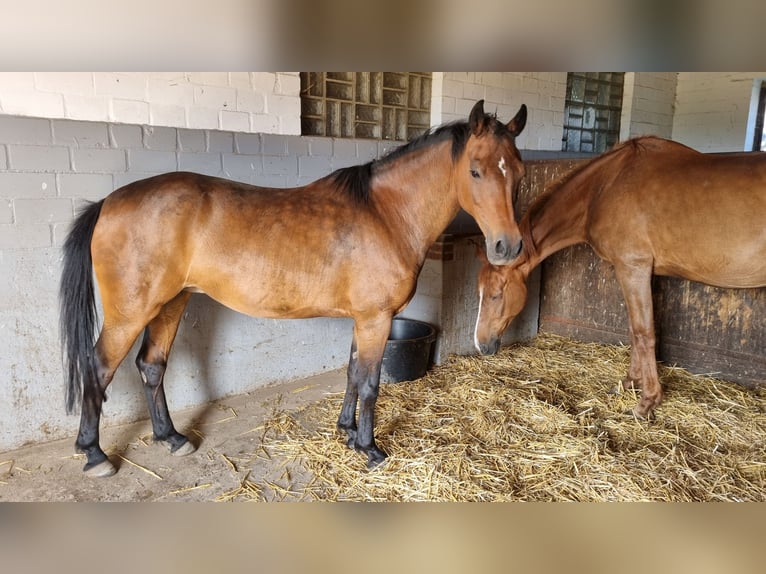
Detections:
[498, 156, 507, 179]
[474, 285, 484, 352]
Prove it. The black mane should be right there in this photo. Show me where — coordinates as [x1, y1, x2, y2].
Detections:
[329, 162, 374, 204]
[327, 114, 513, 204]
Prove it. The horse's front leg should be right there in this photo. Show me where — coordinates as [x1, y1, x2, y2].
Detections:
[337, 337, 360, 447]
[614, 261, 663, 418]
[340, 316, 391, 467]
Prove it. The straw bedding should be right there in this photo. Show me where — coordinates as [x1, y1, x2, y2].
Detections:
[223, 333, 766, 502]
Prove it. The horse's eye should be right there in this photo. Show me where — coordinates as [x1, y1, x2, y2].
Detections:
[471, 169, 480, 179]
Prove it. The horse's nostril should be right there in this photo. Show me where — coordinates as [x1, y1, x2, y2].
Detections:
[479, 338, 501, 355]
[495, 239, 506, 256]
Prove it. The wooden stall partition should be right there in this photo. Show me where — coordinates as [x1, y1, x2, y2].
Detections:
[653, 277, 766, 386]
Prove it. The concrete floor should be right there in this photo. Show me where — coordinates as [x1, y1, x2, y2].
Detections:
[0, 369, 348, 501]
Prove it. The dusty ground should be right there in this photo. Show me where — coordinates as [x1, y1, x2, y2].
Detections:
[0, 369, 348, 502]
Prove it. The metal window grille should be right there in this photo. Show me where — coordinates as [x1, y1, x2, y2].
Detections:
[300, 72, 432, 141]
[562, 72, 625, 153]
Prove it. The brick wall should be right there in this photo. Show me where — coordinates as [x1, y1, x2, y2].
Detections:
[437, 72, 682, 151]
[1, 72, 693, 155]
[0, 73, 302, 136]
[621, 72, 677, 139]
[437, 72, 568, 151]
[673, 72, 766, 152]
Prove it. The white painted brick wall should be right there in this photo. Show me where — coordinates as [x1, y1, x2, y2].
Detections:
[1, 71, 699, 149]
[621, 72, 678, 140]
[0, 72, 302, 136]
[672, 72, 766, 152]
[0, 200, 11, 223]
[2, 90, 65, 118]
[437, 72, 569, 151]
[439, 72, 689, 151]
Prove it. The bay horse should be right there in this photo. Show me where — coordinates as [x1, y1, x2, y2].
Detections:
[60, 99, 528, 477]
[474, 136, 766, 418]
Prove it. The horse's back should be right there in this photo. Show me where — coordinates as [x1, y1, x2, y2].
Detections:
[618, 139, 766, 232]
[589, 139, 766, 287]
[94, 172, 222, 254]
[91, 171, 413, 319]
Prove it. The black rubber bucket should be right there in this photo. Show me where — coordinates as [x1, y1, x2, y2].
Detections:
[380, 318, 437, 383]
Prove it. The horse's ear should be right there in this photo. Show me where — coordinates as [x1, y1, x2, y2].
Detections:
[506, 104, 527, 137]
[469, 99, 487, 135]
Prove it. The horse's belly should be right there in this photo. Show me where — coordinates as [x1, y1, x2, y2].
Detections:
[648, 221, 766, 288]
[654, 259, 766, 289]
[186, 281, 352, 320]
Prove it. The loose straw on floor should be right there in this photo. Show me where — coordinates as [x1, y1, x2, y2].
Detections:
[222, 333, 766, 502]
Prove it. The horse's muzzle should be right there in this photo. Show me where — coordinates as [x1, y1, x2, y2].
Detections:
[477, 336, 501, 356]
[487, 236, 522, 265]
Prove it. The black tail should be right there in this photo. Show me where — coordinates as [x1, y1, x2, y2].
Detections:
[60, 200, 103, 414]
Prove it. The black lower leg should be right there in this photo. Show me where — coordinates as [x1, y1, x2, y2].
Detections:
[337, 339, 359, 446]
[136, 354, 189, 452]
[355, 366, 387, 467]
[75, 379, 109, 471]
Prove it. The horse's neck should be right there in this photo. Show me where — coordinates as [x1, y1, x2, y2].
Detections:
[373, 141, 460, 256]
[525, 167, 595, 266]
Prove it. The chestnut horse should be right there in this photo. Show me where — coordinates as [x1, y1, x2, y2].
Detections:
[60, 100, 527, 477]
[474, 136, 766, 418]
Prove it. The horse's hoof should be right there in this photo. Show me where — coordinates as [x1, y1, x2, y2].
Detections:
[365, 447, 388, 469]
[608, 384, 622, 395]
[162, 439, 197, 457]
[171, 440, 197, 457]
[337, 425, 357, 448]
[627, 406, 655, 421]
[84, 459, 117, 478]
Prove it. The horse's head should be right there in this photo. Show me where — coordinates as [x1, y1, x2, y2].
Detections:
[458, 99, 527, 266]
[474, 246, 529, 355]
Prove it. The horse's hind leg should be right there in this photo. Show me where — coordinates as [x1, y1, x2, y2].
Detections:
[77, 323, 147, 477]
[135, 292, 196, 456]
